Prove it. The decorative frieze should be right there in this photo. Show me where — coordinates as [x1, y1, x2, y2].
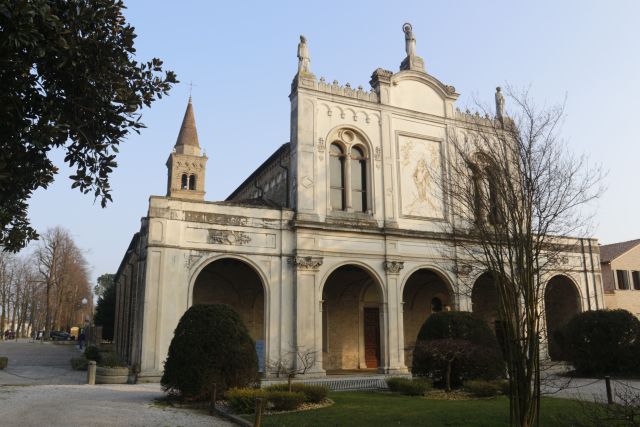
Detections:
[289, 256, 323, 270]
[383, 261, 404, 274]
[185, 211, 249, 226]
[208, 230, 251, 246]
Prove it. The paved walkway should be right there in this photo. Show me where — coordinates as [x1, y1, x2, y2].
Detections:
[0, 339, 85, 385]
[0, 383, 233, 427]
[543, 374, 640, 403]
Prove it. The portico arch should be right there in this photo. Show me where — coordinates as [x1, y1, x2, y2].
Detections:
[191, 258, 266, 366]
[402, 268, 454, 367]
[545, 275, 582, 361]
[471, 272, 499, 328]
[321, 264, 384, 372]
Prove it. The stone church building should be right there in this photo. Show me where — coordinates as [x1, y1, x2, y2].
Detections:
[114, 25, 604, 382]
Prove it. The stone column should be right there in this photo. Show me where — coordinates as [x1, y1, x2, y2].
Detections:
[291, 256, 325, 376]
[383, 260, 409, 374]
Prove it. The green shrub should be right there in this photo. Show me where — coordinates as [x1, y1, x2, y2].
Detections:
[161, 304, 259, 400]
[266, 390, 305, 411]
[564, 309, 640, 376]
[412, 312, 504, 390]
[263, 383, 328, 403]
[0, 356, 7, 370]
[84, 345, 101, 362]
[70, 356, 88, 371]
[499, 379, 510, 396]
[385, 377, 432, 396]
[98, 352, 127, 368]
[464, 380, 502, 397]
[225, 387, 265, 414]
[417, 311, 500, 347]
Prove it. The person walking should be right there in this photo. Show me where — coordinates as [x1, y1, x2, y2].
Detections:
[78, 330, 86, 351]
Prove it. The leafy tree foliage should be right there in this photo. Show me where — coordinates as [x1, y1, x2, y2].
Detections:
[564, 309, 640, 376]
[412, 312, 504, 390]
[0, 0, 177, 251]
[93, 273, 115, 341]
[94, 273, 115, 298]
[161, 304, 259, 401]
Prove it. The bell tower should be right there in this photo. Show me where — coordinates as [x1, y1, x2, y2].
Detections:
[166, 97, 207, 200]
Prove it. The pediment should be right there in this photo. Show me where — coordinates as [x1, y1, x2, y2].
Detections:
[389, 71, 458, 116]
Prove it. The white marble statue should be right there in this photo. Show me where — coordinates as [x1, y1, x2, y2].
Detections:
[297, 35, 311, 74]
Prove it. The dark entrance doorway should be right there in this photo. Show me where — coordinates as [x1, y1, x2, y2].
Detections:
[364, 308, 380, 368]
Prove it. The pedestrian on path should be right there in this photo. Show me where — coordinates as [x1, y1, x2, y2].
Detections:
[78, 330, 86, 350]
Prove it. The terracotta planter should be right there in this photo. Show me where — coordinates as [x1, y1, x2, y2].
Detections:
[96, 366, 129, 384]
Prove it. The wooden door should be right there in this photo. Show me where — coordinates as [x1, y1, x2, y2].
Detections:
[364, 307, 380, 368]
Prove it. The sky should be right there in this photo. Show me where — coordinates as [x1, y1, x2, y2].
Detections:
[24, 1, 640, 286]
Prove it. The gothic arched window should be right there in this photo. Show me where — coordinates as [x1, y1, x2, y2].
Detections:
[181, 174, 188, 190]
[189, 174, 196, 190]
[350, 146, 367, 212]
[330, 143, 346, 210]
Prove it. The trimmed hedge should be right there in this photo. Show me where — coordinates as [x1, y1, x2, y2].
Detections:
[0, 356, 7, 370]
[564, 309, 640, 376]
[412, 312, 504, 389]
[464, 380, 502, 397]
[264, 383, 328, 403]
[416, 311, 500, 347]
[84, 345, 101, 363]
[98, 352, 127, 368]
[386, 377, 432, 396]
[161, 304, 259, 400]
[225, 387, 265, 414]
[266, 390, 306, 411]
[70, 356, 88, 371]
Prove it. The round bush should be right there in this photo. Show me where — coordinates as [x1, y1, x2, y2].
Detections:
[412, 312, 504, 389]
[564, 309, 640, 376]
[161, 304, 259, 400]
[84, 345, 101, 362]
[464, 380, 502, 397]
[416, 311, 499, 347]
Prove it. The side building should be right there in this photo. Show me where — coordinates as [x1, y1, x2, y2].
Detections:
[600, 239, 640, 316]
[114, 25, 604, 382]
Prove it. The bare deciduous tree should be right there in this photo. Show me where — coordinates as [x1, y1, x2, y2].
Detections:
[440, 87, 604, 426]
[267, 345, 318, 391]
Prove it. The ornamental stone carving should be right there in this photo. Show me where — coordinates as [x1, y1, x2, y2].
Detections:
[383, 261, 404, 274]
[452, 263, 473, 277]
[289, 256, 323, 270]
[208, 230, 251, 245]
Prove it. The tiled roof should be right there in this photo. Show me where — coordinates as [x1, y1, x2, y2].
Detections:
[599, 239, 640, 263]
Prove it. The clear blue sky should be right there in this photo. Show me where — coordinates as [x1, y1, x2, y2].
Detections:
[25, 1, 640, 285]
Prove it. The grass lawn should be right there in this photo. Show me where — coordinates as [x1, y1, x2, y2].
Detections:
[244, 391, 595, 426]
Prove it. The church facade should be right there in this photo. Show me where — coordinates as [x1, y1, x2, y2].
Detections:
[114, 25, 604, 383]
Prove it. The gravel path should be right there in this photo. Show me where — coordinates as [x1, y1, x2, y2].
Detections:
[0, 383, 233, 427]
[0, 339, 84, 385]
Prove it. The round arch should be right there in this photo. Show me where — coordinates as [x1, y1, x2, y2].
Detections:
[400, 266, 455, 368]
[188, 255, 269, 372]
[318, 260, 386, 303]
[320, 262, 385, 372]
[544, 274, 582, 361]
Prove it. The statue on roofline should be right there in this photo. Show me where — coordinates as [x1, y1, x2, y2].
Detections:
[403, 23, 416, 57]
[297, 35, 311, 74]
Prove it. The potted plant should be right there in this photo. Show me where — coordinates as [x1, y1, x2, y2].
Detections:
[95, 352, 129, 384]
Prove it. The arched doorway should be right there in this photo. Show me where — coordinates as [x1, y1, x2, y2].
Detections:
[192, 258, 265, 360]
[322, 265, 383, 372]
[472, 272, 500, 331]
[545, 275, 581, 361]
[402, 269, 453, 367]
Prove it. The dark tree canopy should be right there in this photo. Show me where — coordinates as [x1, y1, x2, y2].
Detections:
[93, 273, 115, 341]
[0, 0, 177, 251]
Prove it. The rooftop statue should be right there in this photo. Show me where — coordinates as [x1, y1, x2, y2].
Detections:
[297, 35, 311, 74]
[403, 23, 416, 57]
[495, 86, 505, 121]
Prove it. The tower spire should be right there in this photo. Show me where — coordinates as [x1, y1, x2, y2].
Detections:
[174, 97, 200, 155]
